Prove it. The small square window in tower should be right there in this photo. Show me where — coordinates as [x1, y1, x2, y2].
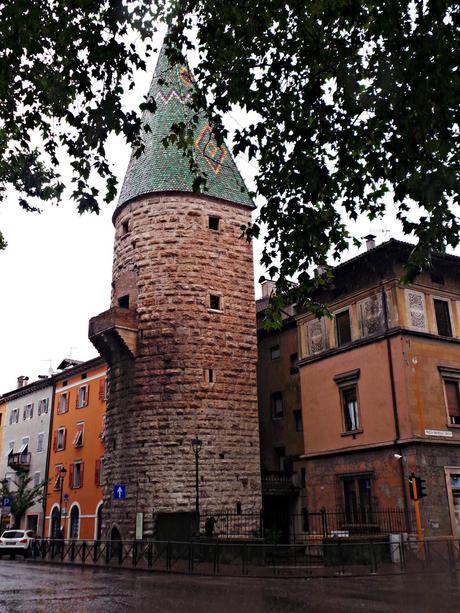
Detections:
[209, 295, 221, 311]
[122, 220, 130, 235]
[335, 310, 352, 346]
[208, 216, 220, 231]
[118, 295, 130, 309]
[434, 299, 452, 337]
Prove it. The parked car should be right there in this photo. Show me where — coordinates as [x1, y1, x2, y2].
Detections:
[0, 529, 35, 557]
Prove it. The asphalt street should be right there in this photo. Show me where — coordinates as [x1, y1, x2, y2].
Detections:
[0, 560, 458, 613]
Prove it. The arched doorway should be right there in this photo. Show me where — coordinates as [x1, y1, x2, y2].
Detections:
[50, 507, 60, 538]
[69, 506, 80, 540]
[96, 503, 103, 541]
[110, 525, 121, 541]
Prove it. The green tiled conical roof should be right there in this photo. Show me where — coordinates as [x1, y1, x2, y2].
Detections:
[117, 42, 253, 210]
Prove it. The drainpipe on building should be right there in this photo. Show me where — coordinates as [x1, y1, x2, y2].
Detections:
[381, 283, 411, 533]
[41, 378, 57, 539]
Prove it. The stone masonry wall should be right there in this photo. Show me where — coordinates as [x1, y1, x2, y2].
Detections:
[102, 192, 262, 538]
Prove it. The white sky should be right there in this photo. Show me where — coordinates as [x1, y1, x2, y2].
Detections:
[0, 27, 456, 394]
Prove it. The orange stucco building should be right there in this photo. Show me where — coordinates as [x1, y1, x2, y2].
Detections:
[44, 357, 106, 540]
[296, 239, 460, 538]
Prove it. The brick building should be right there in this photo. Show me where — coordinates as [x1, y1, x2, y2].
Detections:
[296, 238, 460, 538]
[89, 42, 262, 539]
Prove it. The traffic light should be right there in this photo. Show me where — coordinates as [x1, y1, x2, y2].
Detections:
[409, 474, 427, 500]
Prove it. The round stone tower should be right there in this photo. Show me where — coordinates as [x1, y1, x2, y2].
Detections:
[89, 43, 262, 539]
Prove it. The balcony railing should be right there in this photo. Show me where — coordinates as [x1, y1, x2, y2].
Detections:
[261, 470, 300, 495]
[8, 452, 31, 471]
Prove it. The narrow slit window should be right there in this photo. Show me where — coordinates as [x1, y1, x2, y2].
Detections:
[122, 220, 129, 235]
[342, 386, 360, 432]
[434, 299, 452, 337]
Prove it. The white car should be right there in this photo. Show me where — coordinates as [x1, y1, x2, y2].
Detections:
[0, 529, 35, 557]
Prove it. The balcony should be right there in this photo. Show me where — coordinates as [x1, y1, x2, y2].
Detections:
[261, 471, 300, 496]
[8, 452, 31, 471]
[88, 306, 138, 364]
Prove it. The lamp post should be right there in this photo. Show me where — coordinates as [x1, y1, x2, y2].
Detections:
[58, 467, 67, 539]
[191, 436, 202, 534]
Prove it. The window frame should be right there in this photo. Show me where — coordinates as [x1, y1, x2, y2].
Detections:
[271, 391, 284, 419]
[36, 432, 45, 453]
[58, 393, 68, 415]
[334, 307, 352, 347]
[440, 368, 460, 428]
[208, 293, 223, 312]
[70, 461, 83, 489]
[334, 369, 362, 435]
[293, 409, 303, 432]
[208, 215, 221, 231]
[270, 345, 281, 360]
[77, 385, 88, 409]
[73, 423, 84, 448]
[432, 296, 453, 337]
[56, 427, 66, 451]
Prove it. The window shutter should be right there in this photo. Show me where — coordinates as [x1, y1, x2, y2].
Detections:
[30, 403, 34, 419]
[38, 402, 41, 417]
[99, 379, 105, 400]
[53, 432, 57, 452]
[23, 407, 26, 420]
[76, 390, 80, 409]
[95, 459, 101, 486]
[69, 464, 74, 489]
[85, 384, 89, 406]
[405, 290, 427, 330]
[62, 428, 67, 450]
[80, 462, 84, 488]
[446, 381, 460, 418]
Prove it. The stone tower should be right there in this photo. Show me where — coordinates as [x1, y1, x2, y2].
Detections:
[89, 43, 262, 539]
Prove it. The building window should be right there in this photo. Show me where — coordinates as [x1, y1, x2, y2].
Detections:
[209, 294, 221, 311]
[342, 475, 373, 523]
[122, 220, 129, 235]
[55, 427, 66, 451]
[270, 345, 281, 360]
[36, 433, 45, 453]
[434, 299, 452, 337]
[341, 386, 360, 432]
[23, 403, 34, 420]
[335, 310, 352, 346]
[70, 462, 84, 489]
[53, 465, 64, 490]
[73, 423, 84, 448]
[18, 437, 29, 454]
[58, 393, 68, 415]
[445, 380, 460, 425]
[9, 408, 19, 425]
[208, 216, 220, 231]
[293, 409, 303, 432]
[38, 398, 49, 416]
[271, 391, 284, 419]
[69, 506, 80, 539]
[290, 353, 299, 375]
[118, 294, 130, 308]
[77, 385, 88, 408]
[95, 457, 104, 486]
[274, 446, 286, 472]
[33, 472, 41, 488]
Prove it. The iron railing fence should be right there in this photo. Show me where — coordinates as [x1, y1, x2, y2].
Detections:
[16, 537, 460, 579]
[199, 508, 409, 540]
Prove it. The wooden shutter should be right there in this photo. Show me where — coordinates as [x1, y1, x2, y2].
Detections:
[80, 462, 84, 488]
[95, 459, 101, 486]
[30, 403, 33, 419]
[62, 428, 67, 450]
[446, 381, 460, 418]
[434, 300, 452, 336]
[85, 384, 89, 406]
[69, 464, 74, 489]
[336, 311, 351, 345]
[53, 432, 57, 452]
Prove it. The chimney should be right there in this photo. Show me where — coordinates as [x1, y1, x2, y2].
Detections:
[260, 280, 276, 298]
[364, 234, 376, 251]
[17, 376, 29, 389]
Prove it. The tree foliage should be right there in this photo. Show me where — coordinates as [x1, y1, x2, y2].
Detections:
[1, 470, 47, 529]
[1, 1, 459, 320]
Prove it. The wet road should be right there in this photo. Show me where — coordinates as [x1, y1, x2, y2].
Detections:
[0, 560, 457, 613]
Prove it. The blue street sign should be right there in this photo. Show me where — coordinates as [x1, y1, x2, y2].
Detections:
[2, 497, 11, 508]
[113, 484, 126, 500]
[63, 493, 69, 503]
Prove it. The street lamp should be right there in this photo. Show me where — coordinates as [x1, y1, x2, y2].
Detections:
[58, 467, 67, 539]
[191, 436, 202, 533]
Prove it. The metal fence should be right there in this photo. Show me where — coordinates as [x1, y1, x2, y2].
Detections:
[17, 536, 460, 578]
[200, 508, 408, 541]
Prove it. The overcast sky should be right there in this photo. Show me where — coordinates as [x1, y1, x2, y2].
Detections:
[0, 27, 454, 395]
